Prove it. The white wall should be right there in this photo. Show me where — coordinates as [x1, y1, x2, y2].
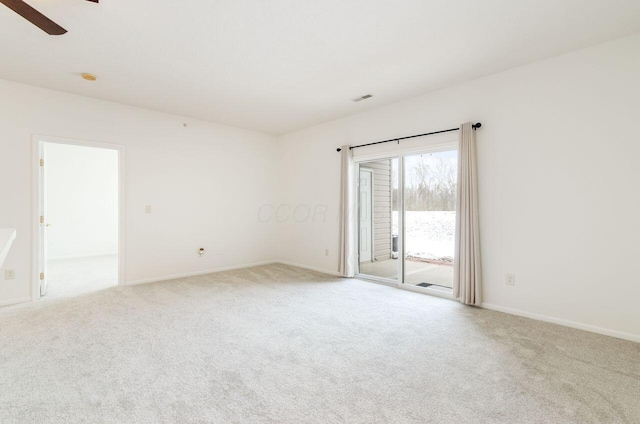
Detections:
[0, 80, 277, 305]
[276, 34, 640, 340]
[45, 143, 119, 259]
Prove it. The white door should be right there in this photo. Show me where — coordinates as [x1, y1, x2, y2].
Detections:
[359, 168, 373, 262]
[39, 144, 49, 297]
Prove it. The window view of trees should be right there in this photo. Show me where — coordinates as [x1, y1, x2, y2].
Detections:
[392, 155, 458, 211]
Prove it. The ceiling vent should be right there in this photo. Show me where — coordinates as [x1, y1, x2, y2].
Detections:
[353, 94, 373, 102]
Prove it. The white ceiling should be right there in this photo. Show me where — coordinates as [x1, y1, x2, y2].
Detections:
[1, 0, 639, 134]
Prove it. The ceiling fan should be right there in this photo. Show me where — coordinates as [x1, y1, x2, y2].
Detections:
[0, 0, 98, 35]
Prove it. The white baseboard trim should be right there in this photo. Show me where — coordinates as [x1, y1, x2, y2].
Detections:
[125, 260, 342, 287]
[481, 303, 640, 344]
[125, 260, 277, 286]
[274, 260, 342, 277]
[0, 296, 31, 308]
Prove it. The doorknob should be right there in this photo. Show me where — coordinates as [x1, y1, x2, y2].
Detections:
[46, 223, 52, 227]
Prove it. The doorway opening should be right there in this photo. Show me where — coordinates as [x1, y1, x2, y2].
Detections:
[33, 137, 124, 300]
[357, 159, 400, 282]
[356, 147, 458, 296]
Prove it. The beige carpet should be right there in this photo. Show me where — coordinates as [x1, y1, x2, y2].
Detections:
[0, 264, 638, 423]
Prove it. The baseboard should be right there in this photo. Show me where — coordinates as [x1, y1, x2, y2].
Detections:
[481, 303, 640, 344]
[274, 260, 342, 277]
[0, 296, 31, 308]
[125, 260, 277, 286]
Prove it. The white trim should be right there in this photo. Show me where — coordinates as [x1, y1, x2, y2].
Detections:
[401, 283, 453, 300]
[353, 136, 458, 163]
[31, 134, 126, 301]
[275, 260, 342, 277]
[0, 297, 31, 308]
[400, 155, 406, 285]
[31, 139, 41, 300]
[125, 260, 278, 286]
[481, 303, 640, 344]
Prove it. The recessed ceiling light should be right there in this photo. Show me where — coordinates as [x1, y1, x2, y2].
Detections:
[353, 94, 372, 102]
[81, 73, 97, 81]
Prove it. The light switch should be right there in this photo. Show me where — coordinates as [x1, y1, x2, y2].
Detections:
[145, 205, 152, 214]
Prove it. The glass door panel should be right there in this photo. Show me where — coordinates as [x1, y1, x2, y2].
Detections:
[357, 158, 400, 281]
[403, 150, 457, 292]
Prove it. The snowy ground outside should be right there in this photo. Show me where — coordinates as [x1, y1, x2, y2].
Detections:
[392, 211, 455, 261]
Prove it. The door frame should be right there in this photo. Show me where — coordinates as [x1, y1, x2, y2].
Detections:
[31, 134, 126, 300]
[353, 140, 457, 300]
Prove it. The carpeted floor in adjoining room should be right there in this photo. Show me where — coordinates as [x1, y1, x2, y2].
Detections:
[0, 263, 639, 424]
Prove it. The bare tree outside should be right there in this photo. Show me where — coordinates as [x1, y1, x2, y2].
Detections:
[393, 155, 457, 211]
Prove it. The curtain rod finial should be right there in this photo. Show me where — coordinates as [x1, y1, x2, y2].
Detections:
[473, 122, 482, 129]
[337, 148, 342, 152]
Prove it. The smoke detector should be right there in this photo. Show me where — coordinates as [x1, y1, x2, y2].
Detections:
[352, 94, 372, 102]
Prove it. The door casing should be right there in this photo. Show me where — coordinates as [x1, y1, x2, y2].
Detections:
[31, 134, 126, 301]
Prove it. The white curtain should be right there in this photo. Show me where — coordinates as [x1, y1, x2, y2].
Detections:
[453, 122, 482, 305]
[338, 145, 355, 277]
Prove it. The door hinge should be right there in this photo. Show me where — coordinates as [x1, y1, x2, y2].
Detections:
[40, 216, 44, 224]
[40, 158, 44, 167]
[40, 272, 45, 280]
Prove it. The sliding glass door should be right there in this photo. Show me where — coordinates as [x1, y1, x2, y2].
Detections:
[402, 150, 457, 292]
[357, 158, 400, 282]
[357, 148, 458, 295]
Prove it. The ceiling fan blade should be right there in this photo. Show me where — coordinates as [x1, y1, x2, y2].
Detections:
[0, 0, 67, 35]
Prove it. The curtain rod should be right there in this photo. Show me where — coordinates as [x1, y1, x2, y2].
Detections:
[336, 123, 482, 152]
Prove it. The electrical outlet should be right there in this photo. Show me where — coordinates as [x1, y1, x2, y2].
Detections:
[4, 269, 15, 280]
[506, 273, 515, 286]
[325, 249, 329, 256]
